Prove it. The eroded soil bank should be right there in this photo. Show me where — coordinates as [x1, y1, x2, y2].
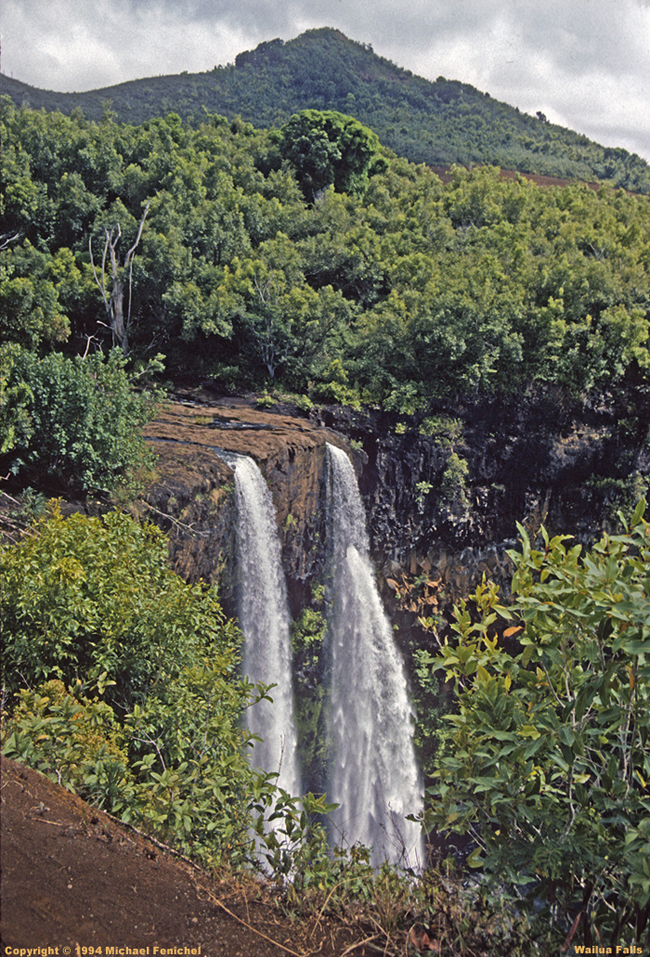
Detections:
[0, 757, 371, 956]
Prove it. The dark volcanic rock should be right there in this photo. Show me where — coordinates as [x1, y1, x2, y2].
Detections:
[309, 389, 650, 604]
[141, 387, 649, 619]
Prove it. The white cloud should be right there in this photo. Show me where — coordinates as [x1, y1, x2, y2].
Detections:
[2, 0, 649, 161]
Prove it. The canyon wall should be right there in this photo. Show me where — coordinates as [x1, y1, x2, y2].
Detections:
[143, 386, 650, 625]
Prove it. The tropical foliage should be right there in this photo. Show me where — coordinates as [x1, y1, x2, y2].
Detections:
[425, 501, 650, 948]
[2, 98, 649, 418]
[3, 85, 650, 953]
[2, 347, 162, 494]
[0, 504, 307, 865]
[278, 109, 387, 202]
[0, 503, 537, 955]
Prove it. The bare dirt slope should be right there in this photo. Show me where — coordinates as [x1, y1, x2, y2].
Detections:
[1, 757, 368, 957]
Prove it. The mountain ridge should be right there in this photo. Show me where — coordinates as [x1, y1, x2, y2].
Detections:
[2, 27, 649, 192]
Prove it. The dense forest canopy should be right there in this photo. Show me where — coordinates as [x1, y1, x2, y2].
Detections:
[2, 97, 649, 432]
[2, 28, 650, 193]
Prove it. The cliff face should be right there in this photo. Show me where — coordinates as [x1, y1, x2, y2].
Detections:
[142, 394, 351, 618]
[142, 387, 650, 621]
[313, 388, 650, 603]
[137, 387, 649, 800]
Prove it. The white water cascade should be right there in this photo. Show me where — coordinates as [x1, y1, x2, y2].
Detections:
[230, 454, 301, 798]
[325, 444, 423, 869]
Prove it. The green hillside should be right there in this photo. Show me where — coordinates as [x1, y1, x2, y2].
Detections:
[2, 27, 649, 192]
[2, 98, 650, 419]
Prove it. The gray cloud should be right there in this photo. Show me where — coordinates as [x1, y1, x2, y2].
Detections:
[3, 0, 649, 161]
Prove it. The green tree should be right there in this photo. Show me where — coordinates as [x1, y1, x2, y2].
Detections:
[213, 233, 351, 386]
[3, 99, 650, 404]
[4, 348, 162, 495]
[0, 242, 71, 349]
[279, 109, 387, 203]
[425, 502, 650, 948]
[0, 505, 266, 863]
[0, 344, 33, 455]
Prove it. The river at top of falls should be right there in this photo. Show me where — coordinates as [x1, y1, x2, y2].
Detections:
[325, 443, 424, 870]
[229, 453, 301, 799]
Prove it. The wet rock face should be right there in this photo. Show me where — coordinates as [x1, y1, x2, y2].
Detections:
[142, 394, 347, 617]
[142, 387, 649, 616]
[310, 389, 650, 604]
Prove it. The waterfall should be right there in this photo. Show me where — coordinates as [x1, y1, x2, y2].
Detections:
[230, 454, 301, 798]
[325, 443, 423, 869]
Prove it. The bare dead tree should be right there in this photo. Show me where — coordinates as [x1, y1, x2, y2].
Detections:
[0, 231, 22, 251]
[89, 201, 150, 355]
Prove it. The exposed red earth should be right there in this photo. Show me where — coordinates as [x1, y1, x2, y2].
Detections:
[1, 757, 372, 957]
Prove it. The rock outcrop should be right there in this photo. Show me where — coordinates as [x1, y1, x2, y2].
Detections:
[312, 388, 650, 606]
[142, 393, 351, 618]
[142, 386, 650, 626]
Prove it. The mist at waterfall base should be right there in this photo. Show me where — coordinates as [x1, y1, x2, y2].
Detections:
[326, 444, 424, 870]
[229, 453, 302, 798]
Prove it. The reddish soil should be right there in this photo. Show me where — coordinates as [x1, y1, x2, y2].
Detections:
[1, 757, 371, 957]
[430, 164, 605, 191]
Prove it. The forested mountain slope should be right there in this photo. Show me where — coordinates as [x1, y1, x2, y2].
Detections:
[2, 27, 649, 192]
[2, 100, 649, 406]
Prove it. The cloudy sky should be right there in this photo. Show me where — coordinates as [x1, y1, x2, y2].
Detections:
[3, 0, 650, 162]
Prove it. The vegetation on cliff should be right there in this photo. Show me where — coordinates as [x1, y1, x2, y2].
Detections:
[0, 504, 261, 861]
[2, 347, 163, 495]
[2, 91, 650, 953]
[4, 499, 650, 950]
[426, 502, 650, 947]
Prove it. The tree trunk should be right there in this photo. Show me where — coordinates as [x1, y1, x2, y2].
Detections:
[109, 277, 128, 355]
[89, 202, 149, 356]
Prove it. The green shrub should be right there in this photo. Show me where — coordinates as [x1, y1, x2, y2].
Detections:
[255, 392, 277, 408]
[311, 379, 361, 408]
[426, 500, 650, 948]
[293, 394, 314, 412]
[0, 505, 275, 864]
[0, 344, 34, 455]
[2, 680, 132, 810]
[440, 452, 469, 505]
[291, 606, 327, 651]
[382, 382, 426, 415]
[419, 415, 463, 446]
[5, 347, 163, 495]
[0, 504, 238, 704]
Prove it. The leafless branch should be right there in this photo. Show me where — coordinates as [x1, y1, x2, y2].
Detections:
[126, 201, 150, 333]
[0, 231, 22, 251]
[88, 202, 150, 355]
[141, 500, 212, 537]
[81, 334, 101, 360]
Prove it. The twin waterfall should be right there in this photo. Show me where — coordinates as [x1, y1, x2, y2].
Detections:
[231, 445, 423, 869]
